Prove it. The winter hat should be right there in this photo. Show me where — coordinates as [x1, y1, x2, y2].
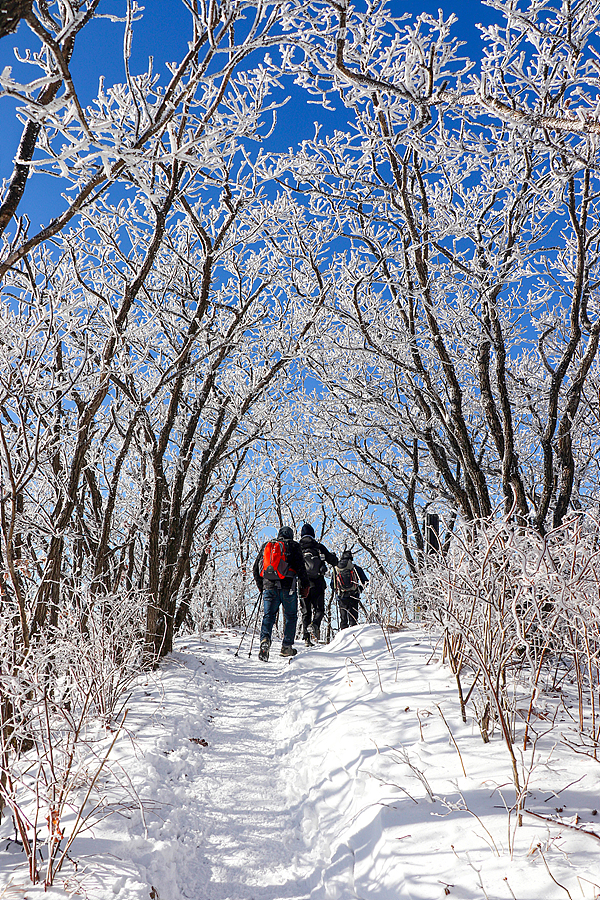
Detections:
[278, 525, 294, 541]
[340, 549, 353, 562]
[301, 523, 315, 538]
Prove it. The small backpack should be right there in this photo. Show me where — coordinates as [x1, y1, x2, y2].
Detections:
[335, 564, 360, 597]
[302, 544, 325, 579]
[261, 540, 291, 580]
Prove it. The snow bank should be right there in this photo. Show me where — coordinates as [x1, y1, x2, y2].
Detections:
[1, 625, 599, 899]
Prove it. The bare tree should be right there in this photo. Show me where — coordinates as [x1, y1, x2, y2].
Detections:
[274, 0, 600, 559]
[0, 0, 333, 667]
[0, 0, 104, 235]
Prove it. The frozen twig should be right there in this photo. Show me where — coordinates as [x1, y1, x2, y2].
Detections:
[524, 809, 600, 845]
[435, 704, 467, 777]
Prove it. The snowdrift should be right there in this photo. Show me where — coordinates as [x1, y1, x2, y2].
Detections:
[1, 625, 599, 899]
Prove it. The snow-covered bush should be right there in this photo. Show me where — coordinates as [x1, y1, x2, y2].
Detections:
[0, 590, 143, 885]
[418, 513, 600, 819]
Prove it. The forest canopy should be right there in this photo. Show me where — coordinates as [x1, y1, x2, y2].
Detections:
[0, 0, 598, 676]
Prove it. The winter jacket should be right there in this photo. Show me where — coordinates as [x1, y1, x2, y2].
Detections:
[253, 529, 310, 593]
[298, 534, 338, 587]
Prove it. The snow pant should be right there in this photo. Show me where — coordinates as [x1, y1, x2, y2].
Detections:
[338, 593, 359, 630]
[300, 580, 326, 638]
[260, 581, 298, 647]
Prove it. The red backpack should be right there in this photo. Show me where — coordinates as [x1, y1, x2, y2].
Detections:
[261, 540, 292, 580]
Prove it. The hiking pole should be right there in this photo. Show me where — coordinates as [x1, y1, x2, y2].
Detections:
[234, 592, 262, 657]
[247, 592, 262, 658]
[358, 596, 382, 626]
[326, 585, 334, 644]
[358, 596, 370, 621]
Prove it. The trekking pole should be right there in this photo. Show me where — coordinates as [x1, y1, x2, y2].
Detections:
[247, 592, 262, 658]
[358, 597, 371, 622]
[326, 585, 334, 644]
[234, 592, 262, 657]
[358, 596, 381, 624]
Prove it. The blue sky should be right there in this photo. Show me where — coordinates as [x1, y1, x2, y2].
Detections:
[0, 1, 500, 231]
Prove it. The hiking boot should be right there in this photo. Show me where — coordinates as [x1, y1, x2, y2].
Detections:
[258, 638, 270, 662]
[310, 623, 320, 643]
[303, 633, 313, 648]
[280, 645, 298, 658]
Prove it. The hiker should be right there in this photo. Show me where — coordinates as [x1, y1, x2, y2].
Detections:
[253, 525, 310, 661]
[298, 523, 338, 646]
[332, 549, 368, 630]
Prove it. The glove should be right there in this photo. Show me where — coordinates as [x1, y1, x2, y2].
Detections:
[301, 584, 310, 599]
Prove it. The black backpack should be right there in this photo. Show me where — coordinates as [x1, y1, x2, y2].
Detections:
[335, 564, 360, 597]
[302, 543, 325, 580]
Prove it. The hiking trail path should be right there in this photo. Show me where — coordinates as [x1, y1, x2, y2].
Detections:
[102, 633, 326, 900]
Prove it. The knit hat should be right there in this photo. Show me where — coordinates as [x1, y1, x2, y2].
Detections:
[301, 523, 315, 538]
[278, 525, 294, 541]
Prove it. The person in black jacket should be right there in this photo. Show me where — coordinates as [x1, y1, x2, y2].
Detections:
[253, 525, 309, 661]
[298, 523, 338, 645]
[332, 549, 368, 630]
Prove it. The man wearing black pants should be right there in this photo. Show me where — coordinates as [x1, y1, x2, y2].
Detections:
[298, 524, 338, 646]
[333, 550, 368, 629]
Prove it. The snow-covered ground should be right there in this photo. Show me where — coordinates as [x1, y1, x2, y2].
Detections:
[1, 624, 600, 899]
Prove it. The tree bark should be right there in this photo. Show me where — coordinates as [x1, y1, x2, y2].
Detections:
[0, 0, 31, 38]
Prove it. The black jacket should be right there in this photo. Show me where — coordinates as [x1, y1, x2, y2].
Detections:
[298, 534, 338, 586]
[253, 538, 310, 592]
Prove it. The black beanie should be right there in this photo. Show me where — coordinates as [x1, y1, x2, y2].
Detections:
[278, 525, 294, 541]
[301, 523, 315, 538]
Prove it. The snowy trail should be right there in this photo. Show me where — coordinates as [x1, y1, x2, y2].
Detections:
[3, 626, 600, 900]
[102, 634, 324, 900]
[191, 650, 319, 899]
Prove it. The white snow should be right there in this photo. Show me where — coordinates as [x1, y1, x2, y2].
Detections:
[2, 624, 600, 899]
